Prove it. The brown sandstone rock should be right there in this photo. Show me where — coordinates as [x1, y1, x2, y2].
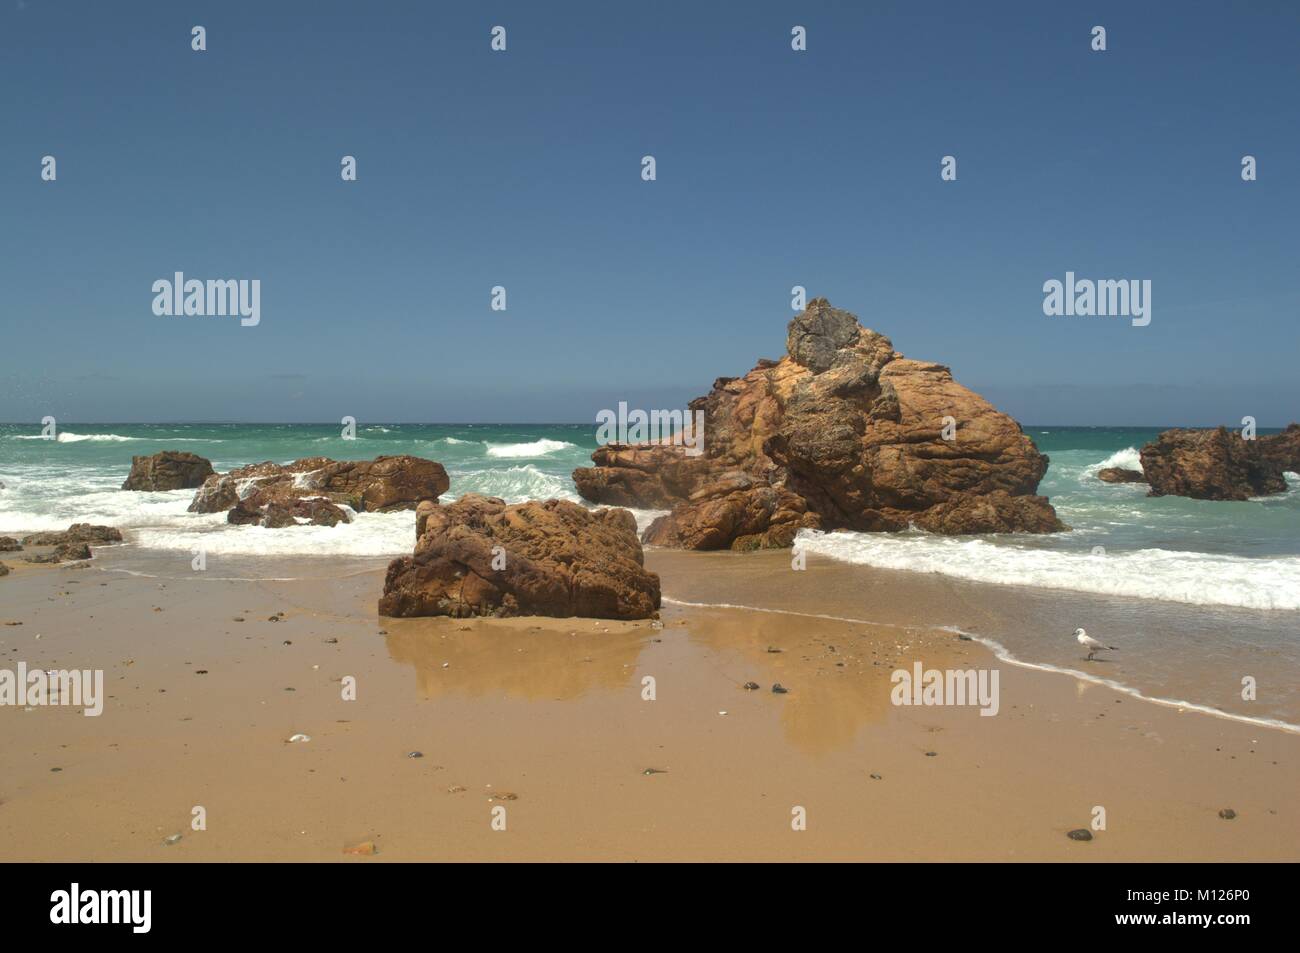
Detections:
[23, 541, 90, 563]
[228, 494, 352, 528]
[574, 298, 1064, 548]
[1097, 467, 1146, 484]
[189, 455, 449, 519]
[22, 524, 122, 546]
[1140, 427, 1289, 501]
[1259, 423, 1300, 474]
[0, 562, 8, 577]
[122, 451, 215, 491]
[0, 537, 20, 552]
[380, 494, 660, 620]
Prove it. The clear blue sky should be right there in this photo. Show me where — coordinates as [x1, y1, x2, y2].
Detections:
[2, 0, 1297, 425]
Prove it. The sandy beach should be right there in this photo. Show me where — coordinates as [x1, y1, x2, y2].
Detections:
[1, 541, 1295, 862]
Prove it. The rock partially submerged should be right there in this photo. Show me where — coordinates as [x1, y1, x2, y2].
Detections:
[189, 455, 449, 523]
[122, 451, 215, 491]
[379, 494, 661, 620]
[227, 495, 352, 528]
[574, 298, 1064, 549]
[21, 524, 122, 547]
[1097, 467, 1146, 484]
[1139, 427, 1291, 501]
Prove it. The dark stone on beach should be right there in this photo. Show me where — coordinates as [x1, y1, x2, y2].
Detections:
[22, 524, 121, 547]
[743, 681, 760, 690]
[55, 542, 91, 562]
[0, 562, 8, 577]
[574, 297, 1064, 549]
[1218, 808, 1237, 820]
[771, 683, 789, 694]
[380, 495, 660, 620]
[23, 552, 60, 564]
[122, 451, 215, 491]
[0, 537, 20, 552]
[642, 768, 668, 775]
[1140, 426, 1289, 500]
[925, 751, 937, 757]
[1097, 467, 1146, 484]
[1066, 829, 1093, 841]
[870, 773, 882, 780]
[407, 751, 424, 759]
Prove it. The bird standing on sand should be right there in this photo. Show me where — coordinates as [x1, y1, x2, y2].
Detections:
[1075, 627, 1117, 661]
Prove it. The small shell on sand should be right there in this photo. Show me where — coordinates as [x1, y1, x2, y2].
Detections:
[287, 733, 311, 743]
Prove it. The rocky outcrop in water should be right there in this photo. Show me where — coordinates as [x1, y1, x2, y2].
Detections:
[1140, 426, 1293, 500]
[227, 495, 352, 528]
[122, 451, 215, 491]
[1259, 423, 1300, 474]
[1097, 467, 1146, 484]
[21, 524, 123, 546]
[573, 298, 1064, 549]
[189, 455, 449, 521]
[380, 494, 660, 620]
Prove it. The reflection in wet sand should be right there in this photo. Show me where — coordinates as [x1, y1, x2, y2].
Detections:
[384, 616, 651, 701]
[676, 608, 927, 755]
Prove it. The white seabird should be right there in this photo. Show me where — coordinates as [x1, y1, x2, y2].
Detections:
[1074, 627, 1117, 661]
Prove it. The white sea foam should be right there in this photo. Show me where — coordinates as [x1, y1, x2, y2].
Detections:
[446, 464, 579, 503]
[1090, 446, 1143, 474]
[484, 438, 576, 458]
[7, 432, 216, 443]
[795, 528, 1300, 611]
[132, 511, 414, 557]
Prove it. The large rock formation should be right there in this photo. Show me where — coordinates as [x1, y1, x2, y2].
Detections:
[189, 455, 449, 519]
[122, 451, 215, 491]
[1139, 427, 1292, 501]
[1259, 423, 1300, 474]
[574, 299, 1064, 549]
[380, 494, 661, 620]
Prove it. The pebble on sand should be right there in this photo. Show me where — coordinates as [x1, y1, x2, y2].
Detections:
[1067, 829, 1093, 841]
[343, 840, 378, 856]
[1218, 808, 1237, 820]
[771, 683, 789, 694]
[287, 733, 311, 743]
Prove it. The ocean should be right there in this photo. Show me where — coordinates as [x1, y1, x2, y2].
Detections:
[2, 422, 1298, 727]
[2, 424, 1296, 605]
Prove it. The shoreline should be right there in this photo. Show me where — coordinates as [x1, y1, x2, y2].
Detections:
[0, 542, 1295, 861]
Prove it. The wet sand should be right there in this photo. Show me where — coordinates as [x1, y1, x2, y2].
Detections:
[0, 543, 1295, 861]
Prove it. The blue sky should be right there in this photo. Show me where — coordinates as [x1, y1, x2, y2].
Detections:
[1, 0, 1297, 425]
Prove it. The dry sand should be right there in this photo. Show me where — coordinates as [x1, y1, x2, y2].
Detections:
[0, 543, 1295, 861]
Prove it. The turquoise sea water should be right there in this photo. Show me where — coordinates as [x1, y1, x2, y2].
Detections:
[0, 422, 1297, 607]
[2, 422, 1298, 726]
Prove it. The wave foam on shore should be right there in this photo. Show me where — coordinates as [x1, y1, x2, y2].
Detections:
[795, 528, 1300, 611]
